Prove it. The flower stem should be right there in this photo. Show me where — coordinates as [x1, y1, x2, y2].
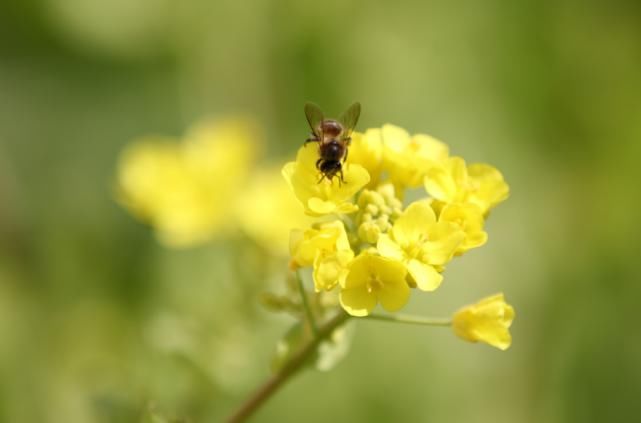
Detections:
[364, 313, 452, 327]
[295, 269, 319, 337]
[226, 311, 350, 423]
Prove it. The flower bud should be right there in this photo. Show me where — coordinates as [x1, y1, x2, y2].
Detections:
[355, 183, 403, 244]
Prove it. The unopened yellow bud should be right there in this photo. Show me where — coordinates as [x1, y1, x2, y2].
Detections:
[358, 222, 381, 244]
[355, 183, 403, 244]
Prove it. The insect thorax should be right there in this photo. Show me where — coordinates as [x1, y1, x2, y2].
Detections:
[321, 120, 343, 137]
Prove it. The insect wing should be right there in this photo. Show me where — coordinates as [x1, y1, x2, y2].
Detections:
[304, 102, 324, 137]
[338, 102, 361, 137]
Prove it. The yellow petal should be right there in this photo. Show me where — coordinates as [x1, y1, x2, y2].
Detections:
[237, 167, 311, 255]
[283, 160, 318, 210]
[327, 163, 371, 203]
[307, 197, 338, 215]
[378, 279, 410, 312]
[382, 125, 450, 190]
[424, 166, 457, 202]
[449, 157, 468, 187]
[411, 134, 449, 161]
[341, 254, 369, 289]
[439, 203, 487, 253]
[467, 163, 510, 214]
[422, 221, 465, 265]
[349, 129, 383, 187]
[406, 259, 442, 291]
[376, 234, 405, 261]
[289, 221, 350, 267]
[392, 200, 436, 246]
[381, 124, 411, 154]
[116, 138, 183, 220]
[371, 255, 408, 284]
[313, 253, 345, 292]
[339, 286, 377, 317]
[465, 231, 488, 250]
[334, 202, 360, 215]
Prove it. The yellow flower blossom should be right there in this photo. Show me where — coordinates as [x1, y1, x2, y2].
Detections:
[377, 200, 464, 291]
[348, 129, 383, 187]
[116, 138, 182, 222]
[381, 124, 449, 191]
[115, 119, 256, 247]
[339, 253, 409, 316]
[425, 157, 509, 215]
[439, 203, 487, 255]
[282, 145, 370, 216]
[452, 293, 515, 350]
[263, 113, 514, 359]
[289, 221, 354, 291]
[236, 166, 313, 256]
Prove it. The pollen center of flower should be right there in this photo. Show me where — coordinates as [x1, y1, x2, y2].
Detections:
[407, 238, 426, 259]
[366, 276, 383, 293]
[466, 179, 479, 192]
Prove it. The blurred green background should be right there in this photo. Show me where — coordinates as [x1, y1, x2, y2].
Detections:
[2, 0, 641, 422]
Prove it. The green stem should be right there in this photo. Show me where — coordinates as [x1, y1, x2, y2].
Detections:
[226, 311, 350, 423]
[295, 269, 319, 337]
[364, 313, 452, 327]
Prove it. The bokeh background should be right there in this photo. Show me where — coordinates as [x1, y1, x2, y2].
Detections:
[2, 0, 641, 422]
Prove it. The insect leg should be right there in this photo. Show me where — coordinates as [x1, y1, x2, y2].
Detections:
[343, 148, 349, 163]
[316, 158, 323, 169]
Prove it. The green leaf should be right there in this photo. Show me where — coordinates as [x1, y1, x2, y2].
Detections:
[314, 320, 355, 372]
[271, 322, 308, 373]
[271, 318, 356, 374]
[140, 404, 168, 423]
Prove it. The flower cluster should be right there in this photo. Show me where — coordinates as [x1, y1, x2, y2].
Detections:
[116, 118, 311, 253]
[284, 123, 514, 349]
[115, 119, 258, 247]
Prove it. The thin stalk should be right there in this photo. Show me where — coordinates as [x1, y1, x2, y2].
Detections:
[226, 311, 350, 423]
[295, 269, 319, 337]
[365, 313, 452, 327]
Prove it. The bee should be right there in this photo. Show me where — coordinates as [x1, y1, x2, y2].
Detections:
[304, 101, 361, 184]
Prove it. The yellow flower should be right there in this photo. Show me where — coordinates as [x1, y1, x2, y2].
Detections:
[452, 293, 515, 350]
[282, 145, 370, 216]
[381, 124, 449, 191]
[115, 119, 256, 247]
[289, 221, 354, 291]
[377, 200, 464, 291]
[425, 157, 509, 215]
[236, 166, 313, 256]
[116, 138, 182, 222]
[439, 203, 487, 255]
[467, 163, 510, 213]
[348, 129, 383, 187]
[339, 253, 409, 316]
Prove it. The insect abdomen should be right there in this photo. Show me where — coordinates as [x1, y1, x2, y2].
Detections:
[321, 140, 344, 161]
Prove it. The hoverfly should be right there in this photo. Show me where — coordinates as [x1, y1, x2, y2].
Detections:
[304, 101, 361, 184]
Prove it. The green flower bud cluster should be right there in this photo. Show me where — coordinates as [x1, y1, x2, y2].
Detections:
[355, 183, 403, 244]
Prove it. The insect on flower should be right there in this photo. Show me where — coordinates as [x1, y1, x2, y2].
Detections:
[304, 102, 361, 184]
